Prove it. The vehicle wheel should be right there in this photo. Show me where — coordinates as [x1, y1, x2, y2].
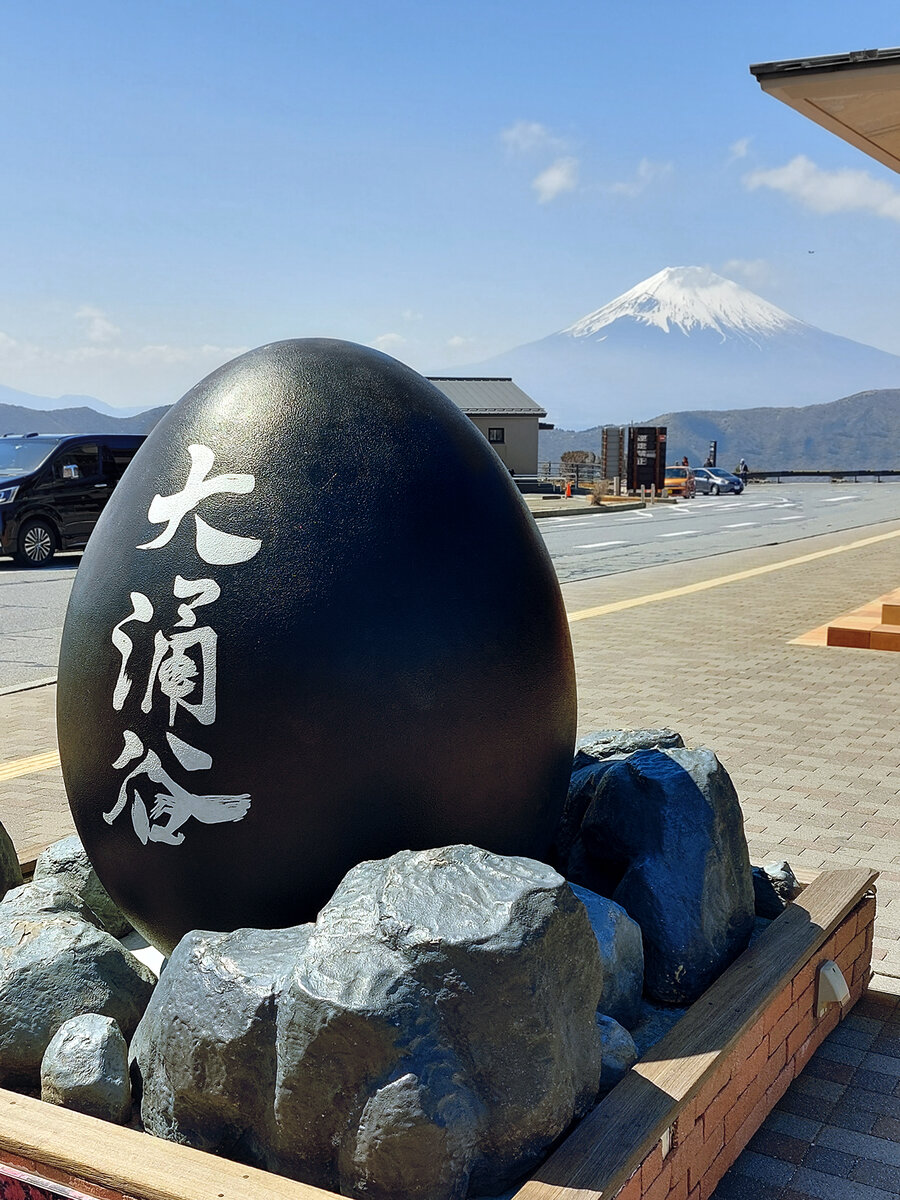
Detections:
[710, 484, 719, 495]
[14, 519, 58, 566]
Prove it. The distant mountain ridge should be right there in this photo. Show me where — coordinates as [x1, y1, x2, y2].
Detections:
[0, 383, 150, 418]
[454, 267, 900, 429]
[538, 389, 900, 472]
[0, 402, 168, 437]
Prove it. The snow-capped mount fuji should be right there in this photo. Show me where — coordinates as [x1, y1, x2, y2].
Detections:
[563, 266, 805, 344]
[450, 267, 900, 430]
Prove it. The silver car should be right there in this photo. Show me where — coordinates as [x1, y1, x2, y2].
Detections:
[693, 467, 744, 496]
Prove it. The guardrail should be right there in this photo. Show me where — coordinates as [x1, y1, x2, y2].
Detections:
[749, 469, 900, 482]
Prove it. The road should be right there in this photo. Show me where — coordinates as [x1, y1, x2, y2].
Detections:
[1, 484, 900, 690]
[539, 482, 900, 582]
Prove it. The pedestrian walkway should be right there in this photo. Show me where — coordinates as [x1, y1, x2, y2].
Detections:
[1, 519, 900, 1195]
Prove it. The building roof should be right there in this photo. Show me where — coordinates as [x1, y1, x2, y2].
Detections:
[428, 377, 546, 417]
[750, 48, 900, 175]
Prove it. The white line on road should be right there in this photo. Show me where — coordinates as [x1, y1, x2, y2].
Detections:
[819, 496, 858, 503]
[657, 530, 699, 538]
[575, 540, 629, 550]
[775, 516, 804, 522]
[721, 522, 759, 529]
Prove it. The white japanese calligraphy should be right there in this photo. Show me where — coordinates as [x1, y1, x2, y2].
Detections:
[138, 443, 261, 565]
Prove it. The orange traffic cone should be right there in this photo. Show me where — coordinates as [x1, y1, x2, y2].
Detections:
[565, 480, 572, 498]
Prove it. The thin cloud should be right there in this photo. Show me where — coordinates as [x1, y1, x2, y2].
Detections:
[728, 137, 751, 162]
[75, 305, 121, 344]
[371, 333, 406, 352]
[744, 155, 900, 221]
[401, 309, 423, 322]
[721, 258, 773, 285]
[446, 335, 475, 349]
[501, 121, 564, 155]
[606, 158, 673, 197]
[533, 157, 579, 204]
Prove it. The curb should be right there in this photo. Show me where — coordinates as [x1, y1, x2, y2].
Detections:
[0, 676, 57, 698]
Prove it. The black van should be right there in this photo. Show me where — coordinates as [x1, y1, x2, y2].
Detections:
[0, 433, 146, 566]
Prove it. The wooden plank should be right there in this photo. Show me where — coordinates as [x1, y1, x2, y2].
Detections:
[514, 866, 877, 1200]
[0, 1089, 337, 1200]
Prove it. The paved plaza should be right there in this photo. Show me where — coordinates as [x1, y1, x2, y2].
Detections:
[1, 518, 900, 1196]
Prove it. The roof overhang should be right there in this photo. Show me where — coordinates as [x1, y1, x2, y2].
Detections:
[750, 47, 900, 174]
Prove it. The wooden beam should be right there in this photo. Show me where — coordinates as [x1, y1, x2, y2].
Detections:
[0, 1089, 337, 1200]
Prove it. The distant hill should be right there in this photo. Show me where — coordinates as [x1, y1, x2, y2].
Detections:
[0, 383, 150, 418]
[453, 267, 900, 429]
[538, 389, 900, 472]
[0, 402, 168, 436]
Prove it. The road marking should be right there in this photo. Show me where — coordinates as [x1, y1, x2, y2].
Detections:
[567, 525, 900, 624]
[721, 522, 759, 529]
[820, 496, 857, 503]
[0, 749, 61, 782]
[776, 516, 804, 522]
[657, 530, 698, 538]
[575, 540, 628, 550]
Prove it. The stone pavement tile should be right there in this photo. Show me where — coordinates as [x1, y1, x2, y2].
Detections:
[782, 1168, 897, 1199]
[747, 1127, 808, 1164]
[728, 1148, 797, 1186]
[850, 1157, 900, 1192]
[816, 1126, 900, 1167]
[825, 1102, 880, 1135]
[801, 1144, 858, 1178]
[713, 1173, 785, 1199]
[765, 1110, 825, 1142]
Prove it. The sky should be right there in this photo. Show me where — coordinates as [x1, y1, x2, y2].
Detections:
[3, 2, 900, 409]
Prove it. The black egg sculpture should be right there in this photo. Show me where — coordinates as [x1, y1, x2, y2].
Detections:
[57, 340, 576, 955]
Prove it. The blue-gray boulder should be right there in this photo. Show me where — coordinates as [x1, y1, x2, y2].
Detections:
[0, 878, 101, 926]
[34, 835, 131, 938]
[0, 911, 155, 1087]
[0, 822, 22, 901]
[41, 1013, 131, 1124]
[563, 747, 754, 1004]
[570, 884, 643, 1028]
[134, 845, 604, 1200]
[595, 1014, 638, 1094]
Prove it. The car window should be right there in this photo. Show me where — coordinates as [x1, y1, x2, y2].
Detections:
[53, 444, 100, 481]
[669, 468, 685, 478]
[0, 438, 62, 476]
[104, 444, 141, 482]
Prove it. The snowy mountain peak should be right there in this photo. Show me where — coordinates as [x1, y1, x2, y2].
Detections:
[563, 266, 806, 343]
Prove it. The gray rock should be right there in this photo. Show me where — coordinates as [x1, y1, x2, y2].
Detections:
[629, 999, 689, 1059]
[562, 746, 755, 1004]
[34, 835, 131, 937]
[0, 822, 23, 902]
[556, 729, 685, 871]
[0, 911, 156, 1087]
[570, 883, 643, 1028]
[41, 1013, 131, 1123]
[573, 728, 684, 769]
[595, 1014, 638, 1094]
[135, 845, 604, 1200]
[752, 860, 802, 920]
[0, 879, 102, 926]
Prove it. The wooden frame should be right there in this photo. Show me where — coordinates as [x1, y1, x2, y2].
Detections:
[0, 867, 877, 1200]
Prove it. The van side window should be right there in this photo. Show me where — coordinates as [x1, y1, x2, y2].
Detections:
[104, 446, 140, 482]
[54, 444, 100, 481]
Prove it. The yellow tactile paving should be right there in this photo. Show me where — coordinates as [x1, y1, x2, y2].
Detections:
[567, 526, 900, 624]
[0, 750, 61, 782]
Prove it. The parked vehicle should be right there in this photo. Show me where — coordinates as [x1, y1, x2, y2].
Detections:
[0, 433, 146, 566]
[693, 467, 744, 496]
[663, 465, 695, 497]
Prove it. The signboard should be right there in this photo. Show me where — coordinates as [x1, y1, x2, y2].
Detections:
[600, 426, 626, 482]
[627, 426, 667, 493]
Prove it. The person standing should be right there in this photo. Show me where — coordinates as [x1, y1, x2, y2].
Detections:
[737, 458, 749, 486]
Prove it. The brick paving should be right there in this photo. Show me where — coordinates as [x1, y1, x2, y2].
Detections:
[1, 519, 900, 1194]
